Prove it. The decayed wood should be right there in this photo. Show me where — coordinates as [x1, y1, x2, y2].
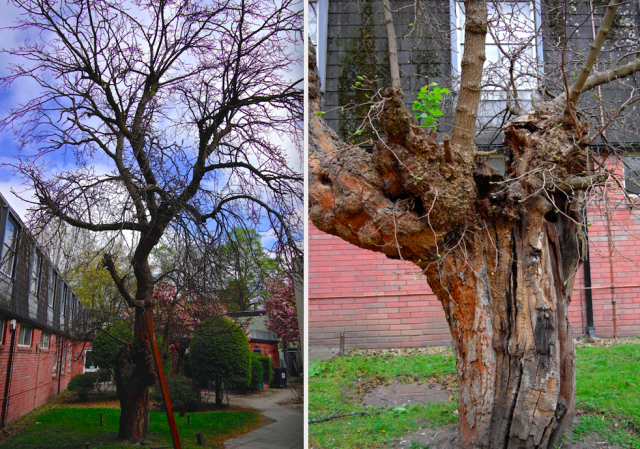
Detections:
[308, 37, 591, 448]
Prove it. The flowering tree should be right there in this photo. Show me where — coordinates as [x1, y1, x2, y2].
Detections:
[264, 275, 300, 349]
[1, 0, 302, 442]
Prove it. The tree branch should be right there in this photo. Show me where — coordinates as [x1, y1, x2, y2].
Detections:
[567, 0, 621, 108]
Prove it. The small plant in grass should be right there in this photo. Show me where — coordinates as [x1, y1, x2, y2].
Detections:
[150, 375, 202, 412]
[410, 442, 431, 449]
[67, 373, 98, 400]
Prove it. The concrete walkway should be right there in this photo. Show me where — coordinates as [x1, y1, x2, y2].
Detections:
[224, 387, 303, 449]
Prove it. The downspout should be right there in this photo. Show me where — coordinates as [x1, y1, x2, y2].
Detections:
[604, 191, 618, 339]
[1, 320, 17, 427]
[582, 206, 596, 338]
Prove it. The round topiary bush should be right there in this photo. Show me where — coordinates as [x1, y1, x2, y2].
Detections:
[150, 375, 202, 412]
[250, 355, 264, 390]
[67, 373, 98, 400]
[188, 316, 251, 404]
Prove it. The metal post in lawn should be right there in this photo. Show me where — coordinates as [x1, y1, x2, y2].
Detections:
[144, 309, 182, 449]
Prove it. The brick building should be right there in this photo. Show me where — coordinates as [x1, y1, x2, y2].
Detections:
[0, 194, 88, 425]
[308, 0, 640, 351]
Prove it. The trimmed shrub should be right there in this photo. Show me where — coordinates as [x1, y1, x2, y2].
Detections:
[254, 354, 274, 385]
[188, 316, 251, 404]
[250, 355, 264, 390]
[150, 375, 202, 412]
[67, 373, 98, 400]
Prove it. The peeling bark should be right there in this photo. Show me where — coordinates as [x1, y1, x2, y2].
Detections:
[308, 40, 596, 448]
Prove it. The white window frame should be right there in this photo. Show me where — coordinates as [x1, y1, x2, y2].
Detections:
[30, 248, 43, 295]
[450, 0, 544, 100]
[62, 284, 68, 317]
[53, 343, 58, 374]
[41, 331, 50, 349]
[49, 269, 58, 308]
[18, 324, 33, 347]
[1, 215, 20, 278]
[308, 0, 328, 92]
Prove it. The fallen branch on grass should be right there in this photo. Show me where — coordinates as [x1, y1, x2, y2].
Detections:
[309, 409, 381, 424]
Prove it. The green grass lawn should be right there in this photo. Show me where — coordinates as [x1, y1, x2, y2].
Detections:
[3, 407, 261, 449]
[309, 341, 640, 449]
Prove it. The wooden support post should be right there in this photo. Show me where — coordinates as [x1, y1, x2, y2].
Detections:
[145, 309, 182, 449]
[99, 412, 102, 426]
[187, 415, 190, 425]
[196, 432, 204, 446]
[339, 332, 345, 356]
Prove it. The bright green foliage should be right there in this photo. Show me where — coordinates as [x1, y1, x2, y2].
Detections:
[91, 321, 133, 371]
[151, 375, 202, 412]
[188, 316, 251, 400]
[253, 353, 274, 384]
[575, 342, 640, 428]
[250, 355, 264, 389]
[67, 373, 98, 400]
[2, 407, 261, 449]
[412, 83, 450, 130]
[309, 352, 457, 449]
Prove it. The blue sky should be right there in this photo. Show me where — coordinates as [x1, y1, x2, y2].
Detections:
[0, 1, 303, 251]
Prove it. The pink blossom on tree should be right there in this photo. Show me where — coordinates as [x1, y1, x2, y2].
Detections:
[264, 275, 299, 348]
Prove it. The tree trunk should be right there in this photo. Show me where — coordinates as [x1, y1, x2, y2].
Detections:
[307, 40, 594, 448]
[425, 202, 578, 448]
[215, 377, 223, 406]
[116, 307, 157, 442]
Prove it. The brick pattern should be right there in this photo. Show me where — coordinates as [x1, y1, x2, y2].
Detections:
[309, 206, 640, 350]
[0, 323, 87, 424]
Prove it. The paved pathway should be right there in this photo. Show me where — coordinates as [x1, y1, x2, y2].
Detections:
[224, 387, 303, 449]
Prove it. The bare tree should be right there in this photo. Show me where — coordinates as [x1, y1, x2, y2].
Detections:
[1, 0, 302, 443]
[308, 0, 640, 447]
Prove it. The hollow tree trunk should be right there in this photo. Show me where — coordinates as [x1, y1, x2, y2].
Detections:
[308, 39, 595, 448]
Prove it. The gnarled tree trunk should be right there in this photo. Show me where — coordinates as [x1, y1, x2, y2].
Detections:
[308, 31, 595, 446]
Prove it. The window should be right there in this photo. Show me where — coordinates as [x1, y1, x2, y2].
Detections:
[41, 331, 50, 349]
[62, 284, 68, 316]
[18, 324, 33, 347]
[0, 317, 5, 345]
[1, 215, 19, 277]
[48, 270, 58, 308]
[623, 155, 640, 195]
[53, 344, 58, 374]
[308, 0, 328, 91]
[84, 350, 97, 371]
[30, 249, 43, 295]
[452, 1, 541, 100]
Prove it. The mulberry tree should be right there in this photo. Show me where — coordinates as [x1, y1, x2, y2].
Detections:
[1, 0, 302, 442]
[308, 0, 640, 447]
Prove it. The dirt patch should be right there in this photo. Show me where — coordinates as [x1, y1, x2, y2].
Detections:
[363, 381, 452, 408]
[397, 426, 623, 449]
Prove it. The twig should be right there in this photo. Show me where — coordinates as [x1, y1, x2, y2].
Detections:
[309, 410, 377, 424]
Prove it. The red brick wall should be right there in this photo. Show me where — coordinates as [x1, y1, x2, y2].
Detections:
[249, 341, 280, 368]
[0, 323, 88, 424]
[309, 203, 640, 350]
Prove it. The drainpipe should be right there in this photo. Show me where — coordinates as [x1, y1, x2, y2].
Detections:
[604, 188, 618, 339]
[1, 320, 17, 427]
[582, 206, 596, 338]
